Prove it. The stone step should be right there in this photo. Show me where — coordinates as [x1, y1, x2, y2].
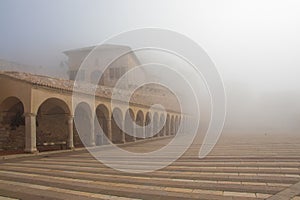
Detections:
[0, 164, 299, 185]
[4, 162, 298, 185]
[40, 157, 300, 168]
[65, 156, 300, 163]
[19, 160, 300, 176]
[0, 170, 264, 200]
[39, 157, 300, 171]
[0, 164, 285, 195]
[0, 164, 293, 190]
[0, 179, 135, 200]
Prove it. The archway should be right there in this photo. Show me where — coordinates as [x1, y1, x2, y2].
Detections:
[153, 112, 159, 137]
[124, 109, 135, 142]
[0, 97, 25, 152]
[171, 116, 175, 135]
[135, 110, 144, 139]
[36, 98, 70, 151]
[145, 112, 152, 138]
[74, 102, 93, 147]
[175, 116, 179, 135]
[95, 104, 109, 145]
[111, 108, 124, 144]
[159, 114, 165, 137]
[166, 114, 170, 136]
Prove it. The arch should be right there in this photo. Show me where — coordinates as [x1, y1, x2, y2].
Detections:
[124, 108, 135, 142]
[145, 112, 152, 138]
[171, 116, 175, 135]
[74, 102, 93, 147]
[0, 96, 25, 151]
[95, 104, 109, 145]
[36, 98, 70, 151]
[159, 114, 165, 137]
[153, 112, 159, 137]
[35, 96, 70, 115]
[135, 110, 144, 139]
[111, 107, 124, 144]
[166, 114, 170, 136]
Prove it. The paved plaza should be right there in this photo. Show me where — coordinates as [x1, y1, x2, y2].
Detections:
[0, 134, 300, 200]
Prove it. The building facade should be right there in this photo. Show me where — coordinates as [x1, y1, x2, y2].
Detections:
[0, 45, 189, 153]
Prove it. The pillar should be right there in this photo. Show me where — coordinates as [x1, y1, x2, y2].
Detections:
[121, 123, 125, 144]
[107, 119, 112, 142]
[24, 113, 37, 153]
[67, 115, 74, 149]
[90, 119, 95, 146]
[132, 125, 136, 142]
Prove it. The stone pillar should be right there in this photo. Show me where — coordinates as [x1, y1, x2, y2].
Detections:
[154, 123, 158, 137]
[132, 126, 136, 142]
[149, 122, 154, 138]
[67, 115, 74, 149]
[24, 113, 37, 153]
[107, 119, 112, 142]
[144, 122, 148, 139]
[90, 119, 95, 146]
[121, 123, 125, 144]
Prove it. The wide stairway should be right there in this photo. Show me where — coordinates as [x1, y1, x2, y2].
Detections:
[0, 134, 300, 200]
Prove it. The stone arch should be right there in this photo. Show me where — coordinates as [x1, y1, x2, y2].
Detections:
[111, 107, 124, 144]
[95, 104, 109, 145]
[34, 96, 71, 116]
[135, 110, 144, 139]
[36, 98, 70, 151]
[124, 108, 135, 142]
[74, 102, 93, 147]
[0, 96, 25, 151]
[159, 114, 165, 137]
[153, 112, 159, 137]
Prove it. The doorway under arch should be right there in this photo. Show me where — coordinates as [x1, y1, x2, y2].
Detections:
[0, 96, 25, 152]
[36, 98, 70, 151]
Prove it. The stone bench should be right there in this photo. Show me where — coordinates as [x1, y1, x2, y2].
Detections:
[37, 141, 67, 150]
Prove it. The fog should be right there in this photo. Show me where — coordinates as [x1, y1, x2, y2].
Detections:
[0, 0, 299, 136]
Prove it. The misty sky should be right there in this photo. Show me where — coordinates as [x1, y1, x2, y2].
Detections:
[1, 0, 300, 134]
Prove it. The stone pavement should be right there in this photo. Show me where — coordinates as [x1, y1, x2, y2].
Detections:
[0, 134, 300, 200]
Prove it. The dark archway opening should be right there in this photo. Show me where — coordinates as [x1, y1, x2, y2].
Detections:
[74, 102, 93, 147]
[124, 109, 135, 142]
[135, 110, 144, 140]
[0, 97, 25, 153]
[111, 108, 124, 144]
[95, 104, 109, 145]
[36, 98, 70, 152]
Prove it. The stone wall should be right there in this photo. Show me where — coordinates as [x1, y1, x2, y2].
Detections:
[36, 114, 68, 144]
[0, 123, 25, 151]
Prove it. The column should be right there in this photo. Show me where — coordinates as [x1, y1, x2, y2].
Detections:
[107, 119, 112, 143]
[67, 115, 74, 149]
[132, 125, 136, 142]
[121, 123, 125, 144]
[144, 122, 147, 139]
[90, 119, 95, 146]
[24, 113, 37, 153]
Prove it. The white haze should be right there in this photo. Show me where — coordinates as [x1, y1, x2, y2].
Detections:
[0, 0, 299, 135]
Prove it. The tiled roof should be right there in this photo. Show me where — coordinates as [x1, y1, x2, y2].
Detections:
[0, 71, 180, 112]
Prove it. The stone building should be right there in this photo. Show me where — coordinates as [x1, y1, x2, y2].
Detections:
[0, 45, 188, 153]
